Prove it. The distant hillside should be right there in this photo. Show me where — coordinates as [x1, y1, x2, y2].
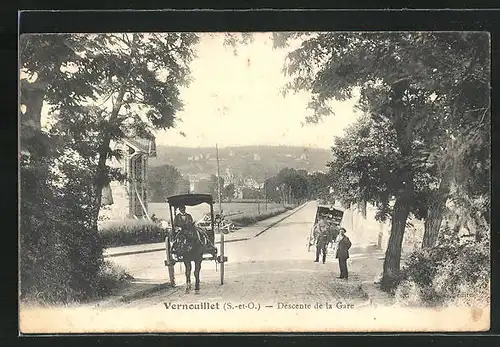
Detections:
[149, 145, 332, 181]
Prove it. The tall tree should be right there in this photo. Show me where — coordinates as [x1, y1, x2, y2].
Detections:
[148, 164, 184, 202]
[276, 32, 490, 290]
[223, 183, 236, 201]
[19, 33, 254, 301]
[19, 33, 199, 301]
[49, 33, 198, 226]
[264, 176, 282, 203]
[207, 174, 225, 201]
[307, 172, 330, 200]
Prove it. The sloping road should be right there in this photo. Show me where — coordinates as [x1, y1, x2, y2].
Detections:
[20, 201, 387, 333]
[112, 201, 379, 307]
[22, 202, 488, 333]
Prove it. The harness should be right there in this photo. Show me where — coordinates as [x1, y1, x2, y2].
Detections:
[171, 227, 217, 260]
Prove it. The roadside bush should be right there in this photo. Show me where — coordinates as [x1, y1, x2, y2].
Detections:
[395, 224, 490, 307]
[94, 261, 134, 296]
[99, 219, 165, 247]
[20, 172, 108, 303]
[20, 151, 132, 304]
[230, 206, 293, 227]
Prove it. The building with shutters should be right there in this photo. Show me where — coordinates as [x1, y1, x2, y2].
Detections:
[99, 135, 156, 222]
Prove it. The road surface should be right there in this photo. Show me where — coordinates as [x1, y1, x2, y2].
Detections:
[110, 201, 381, 308]
[20, 201, 390, 333]
[20, 201, 489, 333]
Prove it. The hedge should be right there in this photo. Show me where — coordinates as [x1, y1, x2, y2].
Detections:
[394, 224, 490, 307]
[99, 206, 294, 247]
[230, 206, 293, 227]
[99, 219, 165, 248]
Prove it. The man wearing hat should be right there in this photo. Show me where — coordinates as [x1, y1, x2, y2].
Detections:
[313, 219, 332, 264]
[173, 205, 194, 233]
[335, 227, 352, 279]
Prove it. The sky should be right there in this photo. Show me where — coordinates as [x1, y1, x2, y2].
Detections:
[155, 33, 361, 149]
[26, 33, 361, 149]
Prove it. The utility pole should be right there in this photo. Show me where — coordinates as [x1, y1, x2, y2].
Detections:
[351, 203, 355, 234]
[216, 144, 225, 285]
[264, 179, 268, 212]
[281, 185, 285, 207]
[257, 187, 260, 215]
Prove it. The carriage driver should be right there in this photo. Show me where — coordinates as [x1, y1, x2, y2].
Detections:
[174, 205, 194, 233]
[313, 219, 332, 264]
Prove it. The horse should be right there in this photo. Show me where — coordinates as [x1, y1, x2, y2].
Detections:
[171, 225, 216, 293]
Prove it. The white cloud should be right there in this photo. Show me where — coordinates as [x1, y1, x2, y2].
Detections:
[155, 33, 361, 149]
[26, 33, 360, 149]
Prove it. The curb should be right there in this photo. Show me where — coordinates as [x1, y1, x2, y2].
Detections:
[104, 202, 308, 258]
[119, 282, 173, 302]
[254, 202, 308, 238]
[104, 237, 251, 258]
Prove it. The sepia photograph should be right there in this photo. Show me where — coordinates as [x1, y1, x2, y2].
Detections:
[19, 31, 491, 333]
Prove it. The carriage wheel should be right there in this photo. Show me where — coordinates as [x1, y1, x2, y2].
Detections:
[165, 236, 176, 286]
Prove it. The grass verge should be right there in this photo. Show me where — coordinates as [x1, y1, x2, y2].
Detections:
[229, 206, 294, 227]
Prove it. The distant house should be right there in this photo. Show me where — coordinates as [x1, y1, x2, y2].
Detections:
[224, 167, 235, 185]
[234, 186, 243, 199]
[99, 134, 156, 222]
[187, 173, 211, 193]
[243, 177, 260, 190]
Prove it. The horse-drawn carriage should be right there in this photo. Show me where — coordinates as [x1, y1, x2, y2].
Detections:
[307, 204, 345, 252]
[164, 193, 228, 290]
[197, 212, 239, 232]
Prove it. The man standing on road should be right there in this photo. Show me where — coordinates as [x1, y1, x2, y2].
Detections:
[335, 227, 352, 279]
[314, 220, 331, 264]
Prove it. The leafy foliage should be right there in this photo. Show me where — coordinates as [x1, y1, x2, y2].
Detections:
[263, 167, 331, 204]
[396, 225, 490, 306]
[99, 219, 165, 248]
[20, 33, 200, 302]
[230, 207, 293, 227]
[20, 135, 107, 302]
[277, 31, 490, 291]
[307, 171, 331, 201]
[150, 145, 332, 180]
[223, 183, 236, 200]
[242, 187, 261, 200]
[148, 164, 187, 202]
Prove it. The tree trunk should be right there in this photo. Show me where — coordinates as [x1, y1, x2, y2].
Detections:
[20, 79, 47, 153]
[380, 78, 415, 293]
[422, 169, 452, 248]
[358, 200, 367, 219]
[90, 82, 128, 226]
[20, 78, 49, 124]
[422, 204, 444, 248]
[381, 195, 411, 292]
[473, 212, 488, 243]
[91, 139, 111, 227]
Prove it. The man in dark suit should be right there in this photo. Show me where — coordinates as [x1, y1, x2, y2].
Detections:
[335, 227, 352, 279]
[173, 205, 194, 233]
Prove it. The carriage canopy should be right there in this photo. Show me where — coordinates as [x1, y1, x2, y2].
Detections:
[315, 205, 344, 226]
[166, 193, 214, 207]
[166, 193, 216, 252]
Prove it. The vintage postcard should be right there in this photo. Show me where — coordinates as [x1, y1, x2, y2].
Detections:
[19, 31, 490, 333]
